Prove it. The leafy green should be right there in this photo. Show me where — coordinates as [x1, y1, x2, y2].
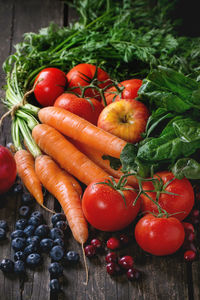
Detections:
[172, 158, 200, 180]
[138, 66, 200, 113]
[120, 144, 138, 173]
[121, 66, 200, 179]
[102, 155, 121, 170]
[144, 108, 175, 138]
[173, 118, 200, 142]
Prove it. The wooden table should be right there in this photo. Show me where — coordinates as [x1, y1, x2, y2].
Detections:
[0, 1, 199, 299]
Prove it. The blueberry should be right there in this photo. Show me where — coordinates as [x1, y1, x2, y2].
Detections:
[54, 221, 68, 231]
[26, 236, 40, 246]
[11, 237, 26, 251]
[65, 251, 80, 263]
[51, 213, 66, 226]
[15, 219, 27, 230]
[24, 244, 39, 256]
[14, 251, 26, 262]
[0, 220, 8, 231]
[19, 206, 30, 218]
[48, 262, 63, 278]
[50, 278, 61, 293]
[50, 246, 64, 261]
[40, 238, 54, 253]
[35, 225, 50, 238]
[13, 183, 23, 194]
[54, 238, 64, 248]
[11, 230, 25, 239]
[0, 259, 14, 273]
[50, 228, 64, 240]
[28, 216, 42, 227]
[0, 228, 6, 241]
[31, 211, 43, 222]
[14, 260, 25, 275]
[24, 225, 36, 237]
[26, 253, 42, 267]
[21, 193, 34, 205]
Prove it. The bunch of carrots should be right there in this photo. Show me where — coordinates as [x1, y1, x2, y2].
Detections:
[9, 106, 139, 248]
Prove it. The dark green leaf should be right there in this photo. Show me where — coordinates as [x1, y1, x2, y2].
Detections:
[102, 155, 121, 170]
[138, 66, 200, 113]
[172, 158, 200, 179]
[173, 118, 200, 142]
[120, 143, 138, 173]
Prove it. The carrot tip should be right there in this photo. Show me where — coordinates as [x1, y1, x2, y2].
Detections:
[81, 242, 89, 285]
[40, 204, 55, 214]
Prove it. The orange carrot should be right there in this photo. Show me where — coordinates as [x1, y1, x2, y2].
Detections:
[14, 149, 44, 208]
[35, 154, 88, 244]
[38, 106, 127, 159]
[64, 172, 82, 197]
[32, 124, 109, 186]
[70, 139, 138, 187]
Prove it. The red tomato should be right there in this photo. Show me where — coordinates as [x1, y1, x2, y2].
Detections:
[54, 93, 104, 125]
[82, 179, 141, 232]
[103, 79, 143, 106]
[0, 145, 17, 194]
[66, 63, 111, 99]
[140, 171, 194, 221]
[135, 214, 185, 256]
[34, 68, 67, 107]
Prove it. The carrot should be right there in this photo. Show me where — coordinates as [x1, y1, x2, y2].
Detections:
[35, 154, 88, 244]
[24, 139, 82, 196]
[38, 106, 127, 159]
[32, 124, 110, 186]
[35, 154, 89, 284]
[14, 149, 48, 210]
[63, 172, 82, 197]
[70, 139, 138, 187]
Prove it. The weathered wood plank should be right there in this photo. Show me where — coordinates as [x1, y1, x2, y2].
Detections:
[0, 1, 64, 300]
[0, 1, 21, 299]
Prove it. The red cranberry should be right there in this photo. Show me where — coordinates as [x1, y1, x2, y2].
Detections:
[184, 250, 196, 262]
[188, 243, 197, 253]
[126, 268, 141, 281]
[118, 256, 134, 270]
[106, 237, 120, 250]
[84, 245, 96, 257]
[182, 222, 194, 233]
[90, 238, 102, 249]
[182, 240, 197, 252]
[105, 252, 118, 263]
[119, 234, 129, 245]
[106, 262, 120, 275]
[187, 231, 195, 242]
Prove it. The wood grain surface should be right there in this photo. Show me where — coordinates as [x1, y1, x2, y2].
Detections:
[0, 1, 199, 300]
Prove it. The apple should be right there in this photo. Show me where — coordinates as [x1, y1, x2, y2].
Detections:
[97, 99, 149, 143]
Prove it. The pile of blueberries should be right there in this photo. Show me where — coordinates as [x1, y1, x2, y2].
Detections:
[0, 185, 80, 294]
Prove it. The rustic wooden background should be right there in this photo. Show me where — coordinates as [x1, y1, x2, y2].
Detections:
[0, 1, 199, 299]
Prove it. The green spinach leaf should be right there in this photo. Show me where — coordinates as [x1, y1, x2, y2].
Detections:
[173, 118, 200, 142]
[172, 158, 200, 179]
[138, 66, 200, 113]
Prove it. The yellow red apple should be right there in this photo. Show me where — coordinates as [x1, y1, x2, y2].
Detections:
[97, 99, 149, 143]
